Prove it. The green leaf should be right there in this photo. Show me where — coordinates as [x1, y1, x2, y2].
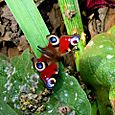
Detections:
[0, 49, 91, 114]
[0, 97, 18, 115]
[91, 101, 98, 115]
[2, 1, 91, 114]
[39, 64, 91, 115]
[0, 54, 19, 114]
[109, 83, 115, 114]
[5, 0, 49, 58]
[58, 0, 85, 71]
[80, 33, 115, 87]
[58, 0, 83, 35]
[107, 25, 115, 35]
[55, 70, 91, 115]
[0, 54, 9, 94]
[0, 49, 41, 114]
[109, 83, 115, 101]
[80, 31, 115, 115]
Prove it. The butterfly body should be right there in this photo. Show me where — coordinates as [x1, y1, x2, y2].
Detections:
[35, 35, 80, 90]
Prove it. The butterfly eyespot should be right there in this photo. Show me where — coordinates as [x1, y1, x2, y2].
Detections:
[47, 78, 56, 89]
[70, 36, 80, 46]
[48, 35, 59, 46]
[35, 62, 46, 72]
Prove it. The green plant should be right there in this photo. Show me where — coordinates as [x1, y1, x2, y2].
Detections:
[58, 0, 85, 71]
[80, 27, 115, 115]
[0, 0, 91, 114]
[3, 0, 115, 115]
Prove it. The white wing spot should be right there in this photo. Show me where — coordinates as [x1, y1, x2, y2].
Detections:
[12, 67, 16, 75]
[47, 106, 51, 109]
[7, 83, 13, 91]
[63, 82, 66, 84]
[2, 91, 7, 94]
[12, 95, 19, 102]
[65, 73, 69, 76]
[106, 54, 114, 59]
[0, 107, 3, 110]
[64, 90, 67, 93]
[75, 97, 77, 101]
[79, 99, 83, 104]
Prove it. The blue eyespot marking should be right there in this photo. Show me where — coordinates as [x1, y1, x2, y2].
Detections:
[72, 36, 80, 42]
[50, 37, 57, 43]
[36, 62, 43, 69]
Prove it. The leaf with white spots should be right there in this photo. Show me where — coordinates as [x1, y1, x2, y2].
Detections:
[40, 64, 91, 115]
[0, 49, 91, 115]
[0, 49, 42, 114]
[80, 31, 115, 114]
[0, 55, 18, 115]
[80, 33, 115, 87]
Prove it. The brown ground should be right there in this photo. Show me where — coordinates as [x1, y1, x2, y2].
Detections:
[0, 0, 115, 57]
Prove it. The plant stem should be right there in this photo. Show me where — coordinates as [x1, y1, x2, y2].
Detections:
[58, 0, 85, 71]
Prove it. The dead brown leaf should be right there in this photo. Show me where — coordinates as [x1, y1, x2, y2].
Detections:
[0, 31, 11, 42]
[47, 3, 65, 35]
[105, 8, 115, 31]
[17, 35, 29, 52]
[88, 7, 115, 38]
[8, 47, 19, 58]
[0, 23, 5, 36]
[0, 4, 27, 57]
[0, 0, 4, 3]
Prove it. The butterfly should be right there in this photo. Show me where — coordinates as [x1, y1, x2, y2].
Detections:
[34, 35, 80, 90]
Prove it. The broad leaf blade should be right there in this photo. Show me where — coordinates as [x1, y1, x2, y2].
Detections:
[0, 97, 18, 115]
[0, 50, 91, 114]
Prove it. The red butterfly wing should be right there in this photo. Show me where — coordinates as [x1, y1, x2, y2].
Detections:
[35, 55, 58, 89]
[59, 35, 72, 54]
[59, 35, 80, 54]
[47, 34, 80, 55]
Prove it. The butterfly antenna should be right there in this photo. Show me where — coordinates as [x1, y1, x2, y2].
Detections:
[37, 45, 55, 60]
[37, 46, 44, 53]
[38, 46, 49, 55]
